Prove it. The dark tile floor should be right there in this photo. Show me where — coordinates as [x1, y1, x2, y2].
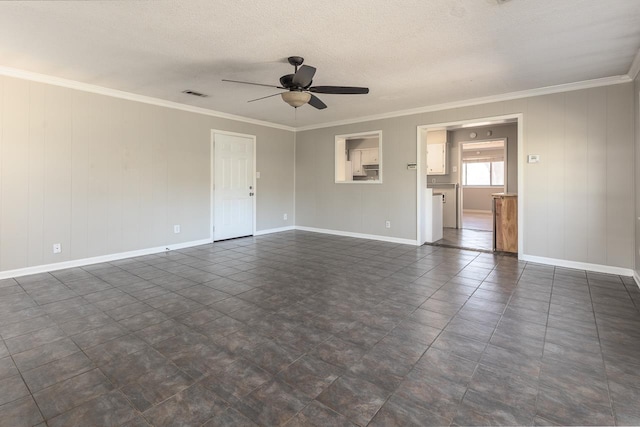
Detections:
[0, 230, 639, 426]
[435, 228, 494, 252]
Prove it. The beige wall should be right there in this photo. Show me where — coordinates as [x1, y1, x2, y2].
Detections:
[0, 75, 294, 273]
[296, 83, 635, 269]
[1, 73, 634, 274]
[347, 137, 379, 151]
[463, 188, 496, 211]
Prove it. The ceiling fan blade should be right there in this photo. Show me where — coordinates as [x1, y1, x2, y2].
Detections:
[292, 65, 316, 88]
[222, 79, 284, 89]
[308, 94, 327, 110]
[247, 92, 284, 103]
[309, 86, 369, 94]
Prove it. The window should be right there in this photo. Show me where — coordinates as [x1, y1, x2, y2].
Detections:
[335, 131, 382, 183]
[462, 160, 504, 186]
[461, 139, 505, 187]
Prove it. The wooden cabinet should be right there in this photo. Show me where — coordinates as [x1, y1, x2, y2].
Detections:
[426, 142, 447, 175]
[493, 193, 517, 253]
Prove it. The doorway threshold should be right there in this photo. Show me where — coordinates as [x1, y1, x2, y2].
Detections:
[425, 241, 493, 254]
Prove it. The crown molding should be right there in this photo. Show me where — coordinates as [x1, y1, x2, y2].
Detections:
[628, 48, 640, 81]
[0, 66, 296, 132]
[0, 65, 632, 134]
[295, 75, 632, 132]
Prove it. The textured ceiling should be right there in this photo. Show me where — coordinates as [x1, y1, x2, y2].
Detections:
[0, 0, 639, 128]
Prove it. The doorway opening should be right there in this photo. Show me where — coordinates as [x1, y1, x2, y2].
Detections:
[416, 116, 522, 254]
[457, 138, 507, 250]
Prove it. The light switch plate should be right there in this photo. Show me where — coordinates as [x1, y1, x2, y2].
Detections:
[527, 154, 540, 163]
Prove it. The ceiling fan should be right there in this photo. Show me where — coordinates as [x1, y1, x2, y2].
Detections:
[222, 56, 369, 110]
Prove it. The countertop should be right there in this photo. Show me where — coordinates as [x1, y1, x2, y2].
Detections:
[427, 183, 458, 188]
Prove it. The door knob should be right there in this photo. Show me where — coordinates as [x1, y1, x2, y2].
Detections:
[249, 192, 254, 196]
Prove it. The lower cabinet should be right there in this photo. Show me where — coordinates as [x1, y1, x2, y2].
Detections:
[493, 193, 517, 253]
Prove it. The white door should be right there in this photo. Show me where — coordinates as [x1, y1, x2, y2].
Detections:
[214, 133, 254, 240]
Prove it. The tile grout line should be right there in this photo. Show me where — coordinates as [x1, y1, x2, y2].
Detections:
[585, 272, 618, 425]
[530, 265, 556, 424]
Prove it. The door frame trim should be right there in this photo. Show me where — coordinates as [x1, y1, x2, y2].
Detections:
[210, 129, 257, 241]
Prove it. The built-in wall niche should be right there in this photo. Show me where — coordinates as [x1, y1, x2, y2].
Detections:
[335, 131, 382, 183]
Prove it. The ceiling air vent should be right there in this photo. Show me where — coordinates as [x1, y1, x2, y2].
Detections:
[182, 90, 208, 97]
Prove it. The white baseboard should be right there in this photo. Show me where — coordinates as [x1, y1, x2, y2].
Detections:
[254, 226, 295, 236]
[3, 230, 633, 282]
[521, 254, 634, 277]
[463, 209, 492, 214]
[0, 238, 213, 280]
[295, 226, 419, 246]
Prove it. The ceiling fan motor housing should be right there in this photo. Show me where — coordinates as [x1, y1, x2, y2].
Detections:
[279, 74, 294, 88]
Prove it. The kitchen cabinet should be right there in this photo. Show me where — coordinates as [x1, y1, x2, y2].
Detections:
[424, 189, 443, 243]
[493, 193, 517, 253]
[361, 148, 379, 165]
[350, 150, 364, 176]
[350, 148, 378, 176]
[426, 142, 447, 175]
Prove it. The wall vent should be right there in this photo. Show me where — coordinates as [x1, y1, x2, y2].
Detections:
[182, 90, 208, 97]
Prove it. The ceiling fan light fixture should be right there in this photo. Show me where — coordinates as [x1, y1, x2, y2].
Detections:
[281, 91, 311, 108]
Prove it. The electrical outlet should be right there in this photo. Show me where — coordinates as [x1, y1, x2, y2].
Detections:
[53, 243, 61, 254]
[283, 213, 288, 220]
[385, 221, 391, 229]
[173, 225, 181, 234]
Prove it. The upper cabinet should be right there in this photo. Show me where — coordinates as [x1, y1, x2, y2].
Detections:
[360, 148, 379, 165]
[426, 130, 448, 175]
